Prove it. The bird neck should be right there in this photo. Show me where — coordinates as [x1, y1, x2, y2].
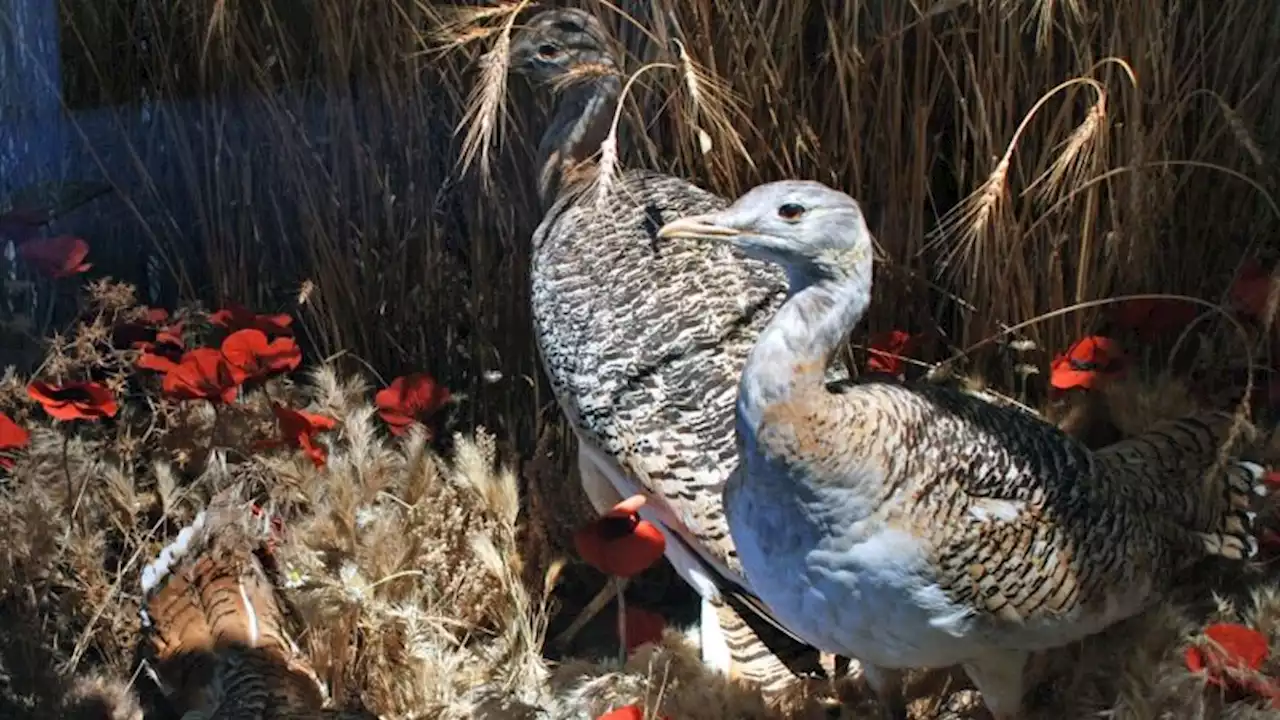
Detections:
[536, 74, 621, 208]
[738, 262, 872, 430]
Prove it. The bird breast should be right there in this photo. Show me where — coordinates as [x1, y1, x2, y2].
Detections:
[725, 452, 984, 669]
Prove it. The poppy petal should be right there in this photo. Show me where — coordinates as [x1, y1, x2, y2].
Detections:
[137, 352, 180, 374]
[17, 236, 91, 278]
[1050, 336, 1124, 390]
[270, 403, 337, 467]
[162, 348, 243, 403]
[0, 413, 29, 451]
[574, 497, 667, 578]
[867, 329, 913, 375]
[1186, 622, 1272, 694]
[210, 303, 294, 337]
[375, 373, 451, 434]
[595, 707, 645, 720]
[623, 607, 666, 653]
[26, 380, 117, 421]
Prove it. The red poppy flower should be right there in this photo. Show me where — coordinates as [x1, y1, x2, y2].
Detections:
[622, 607, 666, 653]
[1049, 336, 1125, 391]
[221, 329, 302, 380]
[131, 321, 187, 374]
[113, 308, 174, 348]
[866, 329, 914, 376]
[1185, 622, 1278, 702]
[266, 403, 337, 468]
[209, 302, 294, 337]
[1231, 260, 1275, 319]
[161, 348, 247, 404]
[375, 373, 452, 436]
[141, 307, 170, 325]
[574, 495, 667, 578]
[1112, 298, 1199, 341]
[27, 380, 118, 421]
[0, 413, 29, 470]
[154, 323, 185, 348]
[596, 706, 668, 720]
[136, 340, 185, 374]
[17, 235, 91, 278]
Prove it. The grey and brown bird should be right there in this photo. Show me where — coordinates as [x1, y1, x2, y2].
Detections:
[657, 179, 1269, 719]
[505, 8, 837, 694]
[138, 487, 365, 719]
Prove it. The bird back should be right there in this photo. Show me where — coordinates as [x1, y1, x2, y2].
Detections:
[139, 487, 327, 718]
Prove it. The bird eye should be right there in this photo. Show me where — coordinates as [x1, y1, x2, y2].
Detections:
[778, 203, 806, 220]
[537, 43, 562, 59]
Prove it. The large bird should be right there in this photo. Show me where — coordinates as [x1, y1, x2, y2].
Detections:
[507, 8, 834, 694]
[658, 179, 1268, 719]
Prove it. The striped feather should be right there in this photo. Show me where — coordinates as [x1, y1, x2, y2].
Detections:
[139, 487, 334, 718]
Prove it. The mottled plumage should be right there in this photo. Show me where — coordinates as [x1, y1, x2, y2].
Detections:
[658, 180, 1269, 719]
[509, 8, 831, 692]
[138, 488, 361, 719]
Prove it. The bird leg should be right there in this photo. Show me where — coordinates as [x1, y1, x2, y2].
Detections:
[614, 576, 628, 664]
[551, 448, 631, 650]
[578, 446, 626, 514]
[862, 663, 907, 720]
[962, 649, 1029, 720]
[551, 576, 630, 651]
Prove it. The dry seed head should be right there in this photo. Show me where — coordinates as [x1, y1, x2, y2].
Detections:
[1213, 95, 1266, 167]
[930, 76, 1104, 279]
[550, 62, 619, 94]
[428, 1, 530, 53]
[1038, 93, 1108, 202]
[431, 25, 502, 54]
[671, 39, 753, 167]
[592, 133, 620, 208]
[673, 39, 703, 109]
[454, 1, 532, 185]
[971, 156, 1010, 237]
[587, 62, 679, 208]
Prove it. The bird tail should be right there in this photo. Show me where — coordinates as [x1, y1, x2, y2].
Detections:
[138, 485, 326, 715]
[1198, 456, 1267, 560]
[713, 594, 830, 697]
[1095, 411, 1268, 561]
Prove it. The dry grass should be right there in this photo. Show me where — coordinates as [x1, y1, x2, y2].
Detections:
[36, 0, 1280, 469]
[0, 0, 1278, 717]
[1, 290, 1278, 720]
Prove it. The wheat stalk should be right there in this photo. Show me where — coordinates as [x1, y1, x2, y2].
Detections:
[1033, 91, 1108, 203]
[1189, 89, 1267, 167]
[672, 38, 753, 166]
[427, 1, 533, 53]
[453, 0, 532, 186]
[590, 62, 679, 207]
[928, 76, 1112, 281]
[590, 38, 753, 206]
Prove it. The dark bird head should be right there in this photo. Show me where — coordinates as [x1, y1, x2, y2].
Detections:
[509, 8, 618, 86]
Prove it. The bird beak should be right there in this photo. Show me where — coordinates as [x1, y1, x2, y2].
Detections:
[656, 215, 741, 242]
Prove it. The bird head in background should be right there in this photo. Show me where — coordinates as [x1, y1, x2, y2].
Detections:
[509, 8, 618, 86]
[657, 180, 874, 284]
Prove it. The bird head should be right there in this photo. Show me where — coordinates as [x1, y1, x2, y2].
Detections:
[657, 180, 874, 283]
[509, 9, 617, 85]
